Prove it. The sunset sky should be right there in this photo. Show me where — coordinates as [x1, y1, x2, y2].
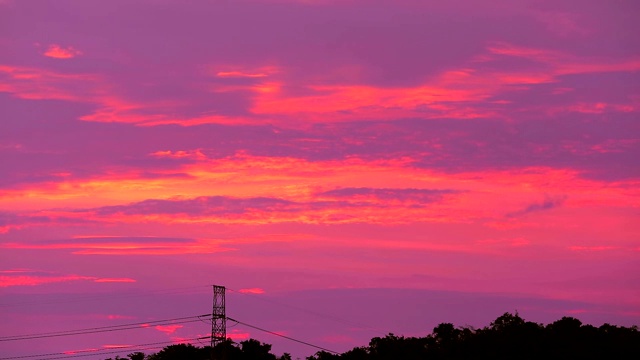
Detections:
[1, 0, 639, 358]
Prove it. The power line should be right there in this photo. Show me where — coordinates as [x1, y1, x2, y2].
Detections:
[0, 336, 211, 360]
[0, 314, 211, 342]
[227, 316, 340, 354]
[227, 287, 386, 336]
[3, 285, 350, 358]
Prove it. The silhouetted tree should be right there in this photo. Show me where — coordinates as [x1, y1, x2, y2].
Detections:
[106, 314, 640, 360]
[147, 343, 207, 360]
[127, 352, 145, 360]
[239, 338, 277, 360]
[339, 347, 368, 360]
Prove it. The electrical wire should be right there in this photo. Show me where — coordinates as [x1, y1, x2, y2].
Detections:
[3, 285, 353, 358]
[0, 314, 211, 342]
[227, 316, 339, 354]
[0, 336, 210, 360]
[227, 287, 386, 336]
[4, 309, 339, 357]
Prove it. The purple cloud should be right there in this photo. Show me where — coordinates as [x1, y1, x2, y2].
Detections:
[506, 195, 568, 218]
[319, 188, 457, 203]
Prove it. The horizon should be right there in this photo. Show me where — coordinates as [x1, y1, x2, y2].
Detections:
[1, 1, 638, 359]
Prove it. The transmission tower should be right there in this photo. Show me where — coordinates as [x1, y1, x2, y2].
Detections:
[211, 285, 226, 349]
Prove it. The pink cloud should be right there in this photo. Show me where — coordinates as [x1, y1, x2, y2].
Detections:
[102, 344, 131, 349]
[63, 348, 100, 355]
[43, 44, 83, 59]
[0, 64, 98, 101]
[151, 150, 207, 160]
[93, 277, 137, 283]
[106, 314, 136, 320]
[238, 287, 266, 294]
[487, 42, 563, 62]
[155, 324, 183, 335]
[568, 246, 619, 252]
[227, 330, 251, 341]
[0, 269, 137, 287]
[0, 274, 94, 287]
[1, 237, 234, 256]
[216, 71, 268, 78]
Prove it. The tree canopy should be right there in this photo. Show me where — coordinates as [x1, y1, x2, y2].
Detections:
[103, 312, 639, 360]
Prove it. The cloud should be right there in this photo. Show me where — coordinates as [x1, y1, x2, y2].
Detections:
[0, 269, 136, 287]
[506, 195, 567, 218]
[150, 150, 207, 160]
[227, 330, 251, 341]
[43, 44, 83, 59]
[216, 71, 268, 78]
[568, 246, 619, 252]
[0, 274, 92, 287]
[93, 190, 456, 218]
[0, 64, 98, 101]
[1, 236, 232, 256]
[94, 196, 297, 216]
[238, 287, 265, 294]
[93, 278, 137, 283]
[154, 324, 183, 335]
[318, 187, 457, 203]
[73, 187, 462, 225]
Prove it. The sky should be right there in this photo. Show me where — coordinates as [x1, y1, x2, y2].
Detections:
[0, 0, 639, 358]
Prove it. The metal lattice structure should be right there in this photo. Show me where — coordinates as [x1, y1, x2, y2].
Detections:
[211, 285, 226, 349]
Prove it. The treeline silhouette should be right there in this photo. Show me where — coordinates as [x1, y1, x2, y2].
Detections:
[104, 312, 639, 360]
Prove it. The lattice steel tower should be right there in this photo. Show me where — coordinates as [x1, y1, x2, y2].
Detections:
[211, 285, 226, 349]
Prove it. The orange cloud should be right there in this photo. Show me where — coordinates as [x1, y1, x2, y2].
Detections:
[1, 153, 638, 230]
[246, 42, 640, 124]
[155, 324, 183, 334]
[151, 150, 207, 160]
[43, 44, 82, 59]
[93, 277, 137, 283]
[0, 64, 255, 126]
[251, 83, 487, 120]
[568, 246, 619, 252]
[1, 237, 234, 256]
[238, 287, 265, 294]
[0, 274, 94, 287]
[63, 348, 100, 355]
[216, 71, 268, 78]
[227, 330, 251, 341]
[106, 314, 136, 320]
[0, 64, 98, 101]
[487, 42, 563, 62]
[103, 344, 132, 349]
[0, 269, 137, 287]
[5, 42, 639, 128]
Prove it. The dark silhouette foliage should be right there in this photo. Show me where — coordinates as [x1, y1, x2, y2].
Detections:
[104, 313, 639, 360]
[305, 312, 639, 360]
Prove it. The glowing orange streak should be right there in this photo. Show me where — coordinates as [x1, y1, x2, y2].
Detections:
[0, 154, 637, 229]
[0, 274, 136, 287]
[43, 44, 82, 59]
[0, 275, 93, 287]
[248, 43, 640, 123]
[216, 71, 267, 78]
[252, 84, 485, 116]
[2, 238, 234, 256]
